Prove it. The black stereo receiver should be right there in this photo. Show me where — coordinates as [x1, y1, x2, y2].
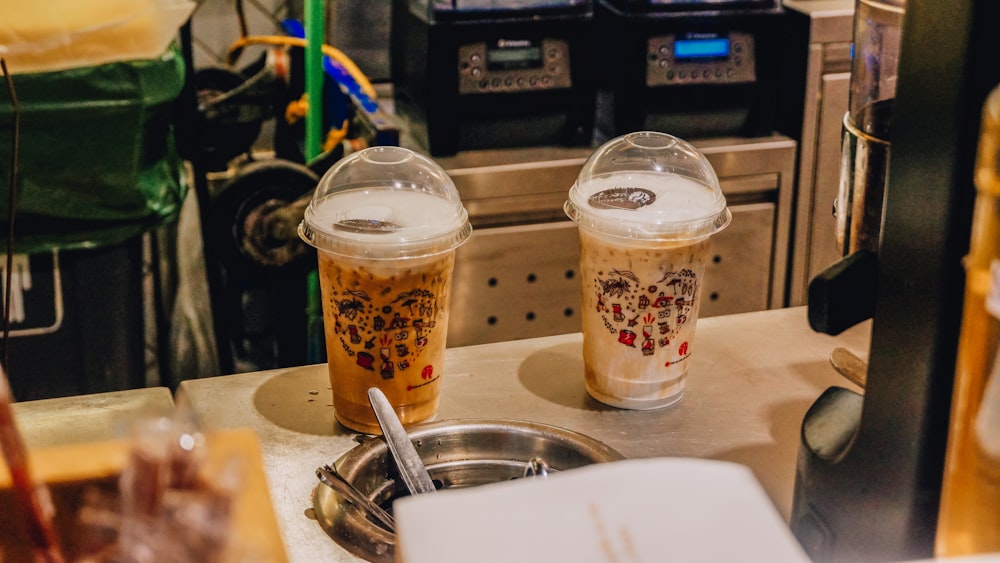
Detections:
[390, 0, 597, 156]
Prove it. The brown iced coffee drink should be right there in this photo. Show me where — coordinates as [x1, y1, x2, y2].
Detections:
[300, 147, 471, 433]
[317, 250, 456, 434]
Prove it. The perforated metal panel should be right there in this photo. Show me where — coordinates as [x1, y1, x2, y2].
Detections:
[701, 202, 775, 317]
[448, 222, 581, 347]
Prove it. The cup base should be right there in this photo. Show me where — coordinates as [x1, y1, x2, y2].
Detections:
[585, 381, 684, 411]
[334, 401, 438, 435]
[334, 413, 382, 435]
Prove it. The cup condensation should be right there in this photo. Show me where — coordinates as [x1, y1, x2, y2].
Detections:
[299, 146, 471, 433]
[565, 132, 731, 409]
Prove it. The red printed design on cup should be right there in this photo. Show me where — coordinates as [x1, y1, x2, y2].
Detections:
[331, 287, 439, 380]
[593, 267, 698, 365]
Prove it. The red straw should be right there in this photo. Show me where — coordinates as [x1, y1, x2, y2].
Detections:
[0, 365, 65, 562]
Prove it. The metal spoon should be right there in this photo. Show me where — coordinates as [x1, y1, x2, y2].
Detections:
[316, 464, 397, 532]
[367, 387, 437, 495]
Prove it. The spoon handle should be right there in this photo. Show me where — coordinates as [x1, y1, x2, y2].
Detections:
[316, 464, 397, 532]
[368, 387, 437, 495]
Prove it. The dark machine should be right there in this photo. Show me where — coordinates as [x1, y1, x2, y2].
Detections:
[390, 0, 597, 156]
[791, 0, 1000, 561]
[594, 0, 787, 141]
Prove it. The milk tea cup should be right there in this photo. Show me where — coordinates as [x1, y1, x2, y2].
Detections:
[564, 131, 731, 409]
[299, 146, 471, 433]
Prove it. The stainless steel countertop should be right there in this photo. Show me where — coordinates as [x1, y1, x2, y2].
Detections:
[178, 306, 870, 562]
[13, 387, 174, 449]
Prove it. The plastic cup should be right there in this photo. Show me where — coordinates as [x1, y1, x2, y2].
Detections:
[564, 131, 731, 409]
[299, 146, 472, 433]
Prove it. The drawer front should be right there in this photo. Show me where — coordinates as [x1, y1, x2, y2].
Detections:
[448, 202, 775, 347]
[701, 202, 775, 317]
[449, 222, 582, 348]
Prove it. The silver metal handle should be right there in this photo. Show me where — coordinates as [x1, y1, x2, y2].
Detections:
[316, 464, 397, 532]
[367, 387, 437, 495]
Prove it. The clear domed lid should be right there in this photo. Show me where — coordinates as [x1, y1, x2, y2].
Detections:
[565, 131, 731, 241]
[299, 146, 472, 259]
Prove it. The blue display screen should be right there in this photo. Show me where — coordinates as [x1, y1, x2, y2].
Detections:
[674, 38, 731, 59]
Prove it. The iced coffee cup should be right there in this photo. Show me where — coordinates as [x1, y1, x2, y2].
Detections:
[564, 131, 731, 409]
[299, 146, 472, 433]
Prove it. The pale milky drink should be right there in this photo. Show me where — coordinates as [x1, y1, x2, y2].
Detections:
[566, 133, 730, 409]
[300, 147, 471, 433]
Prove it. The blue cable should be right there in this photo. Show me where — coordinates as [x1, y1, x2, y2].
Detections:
[281, 19, 378, 113]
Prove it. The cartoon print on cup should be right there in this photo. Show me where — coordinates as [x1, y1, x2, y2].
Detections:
[618, 329, 637, 347]
[592, 267, 699, 366]
[328, 285, 441, 379]
[356, 351, 375, 370]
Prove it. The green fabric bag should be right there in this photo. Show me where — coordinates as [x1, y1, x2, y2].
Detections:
[0, 46, 187, 252]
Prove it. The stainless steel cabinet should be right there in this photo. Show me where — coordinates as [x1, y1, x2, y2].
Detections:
[785, 0, 855, 305]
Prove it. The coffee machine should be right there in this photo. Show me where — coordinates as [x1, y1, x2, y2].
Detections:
[790, 1, 1000, 561]
[593, 0, 786, 141]
[390, 0, 597, 156]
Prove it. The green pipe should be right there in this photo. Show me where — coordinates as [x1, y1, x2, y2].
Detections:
[304, 0, 324, 160]
[306, 269, 325, 363]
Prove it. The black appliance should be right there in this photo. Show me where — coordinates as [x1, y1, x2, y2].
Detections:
[2, 243, 147, 400]
[390, 0, 596, 156]
[594, 0, 786, 141]
[790, 1, 1000, 561]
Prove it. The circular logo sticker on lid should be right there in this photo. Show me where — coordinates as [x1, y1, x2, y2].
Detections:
[588, 187, 656, 210]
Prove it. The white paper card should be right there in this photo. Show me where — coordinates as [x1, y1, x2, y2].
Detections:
[394, 457, 811, 563]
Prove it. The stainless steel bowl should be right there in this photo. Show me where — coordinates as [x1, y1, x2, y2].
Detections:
[313, 418, 625, 562]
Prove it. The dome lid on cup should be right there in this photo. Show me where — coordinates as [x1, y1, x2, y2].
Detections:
[565, 131, 731, 241]
[299, 146, 472, 259]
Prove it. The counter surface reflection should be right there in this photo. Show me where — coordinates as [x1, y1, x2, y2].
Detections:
[178, 306, 869, 562]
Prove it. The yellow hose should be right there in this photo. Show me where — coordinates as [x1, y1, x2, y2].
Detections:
[323, 118, 350, 152]
[225, 35, 378, 101]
